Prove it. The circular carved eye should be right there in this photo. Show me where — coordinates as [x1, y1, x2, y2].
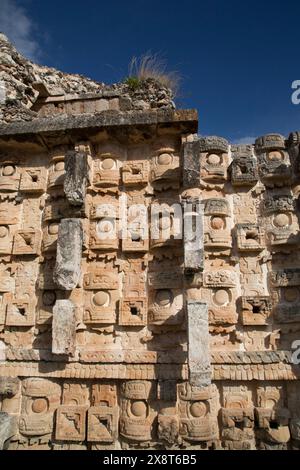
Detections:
[97, 219, 115, 234]
[55, 161, 64, 171]
[157, 153, 172, 165]
[32, 398, 48, 413]
[2, 165, 16, 176]
[131, 400, 147, 417]
[48, 223, 59, 235]
[268, 151, 283, 162]
[0, 226, 8, 238]
[42, 291, 56, 307]
[210, 216, 225, 230]
[284, 287, 298, 303]
[214, 289, 229, 306]
[93, 291, 110, 307]
[190, 401, 207, 418]
[273, 213, 290, 228]
[155, 289, 173, 307]
[207, 153, 221, 165]
[101, 158, 115, 170]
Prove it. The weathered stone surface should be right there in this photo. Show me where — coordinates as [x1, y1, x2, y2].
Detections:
[0, 412, 16, 450]
[187, 301, 211, 387]
[183, 198, 204, 272]
[64, 150, 88, 205]
[52, 300, 76, 355]
[53, 218, 82, 290]
[0, 377, 20, 396]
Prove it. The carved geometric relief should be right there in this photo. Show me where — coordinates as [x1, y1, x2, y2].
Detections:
[93, 143, 123, 187]
[240, 296, 272, 325]
[55, 406, 87, 441]
[178, 383, 218, 443]
[0, 224, 14, 254]
[122, 161, 149, 186]
[255, 134, 291, 186]
[119, 381, 155, 442]
[0, 201, 21, 225]
[199, 136, 229, 184]
[83, 290, 118, 324]
[148, 288, 184, 325]
[87, 383, 118, 443]
[150, 198, 182, 249]
[19, 167, 47, 193]
[236, 224, 264, 252]
[5, 294, 35, 326]
[48, 154, 65, 190]
[150, 140, 180, 187]
[0, 162, 20, 192]
[203, 198, 232, 250]
[119, 297, 147, 326]
[230, 145, 258, 187]
[13, 230, 41, 256]
[19, 378, 61, 437]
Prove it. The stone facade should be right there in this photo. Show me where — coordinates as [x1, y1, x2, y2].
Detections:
[1, 38, 300, 451]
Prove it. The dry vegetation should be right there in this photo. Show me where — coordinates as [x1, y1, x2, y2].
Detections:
[125, 52, 181, 95]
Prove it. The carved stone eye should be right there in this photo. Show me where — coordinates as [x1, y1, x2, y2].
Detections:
[190, 401, 207, 418]
[101, 158, 115, 170]
[157, 153, 172, 165]
[268, 150, 283, 162]
[155, 289, 173, 307]
[97, 219, 115, 234]
[210, 216, 225, 230]
[48, 223, 59, 235]
[32, 397, 48, 413]
[207, 153, 221, 165]
[2, 165, 16, 176]
[273, 213, 290, 228]
[42, 291, 56, 307]
[55, 161, 64, 171]
[131, 400, 147, 417]
[213, 289, 229, 306]
[93, 291, 110, 307]
[0, 225, 8, 238]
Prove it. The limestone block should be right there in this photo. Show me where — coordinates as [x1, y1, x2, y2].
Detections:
[0, 377, 20, 396]
[53, 219, 82, 290]
[52, 299, 76, 355]
[0, 412, 17, 450]
[64, 150, 88, 206]
[183, 198, 204, 272]
[187, 300, 211, 387]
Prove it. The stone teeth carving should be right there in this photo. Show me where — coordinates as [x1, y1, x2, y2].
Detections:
[53, 219, 83, 290]
[52, 299, 76, 355]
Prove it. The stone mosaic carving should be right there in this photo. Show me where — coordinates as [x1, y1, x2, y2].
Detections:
[1, 40, 300, 450]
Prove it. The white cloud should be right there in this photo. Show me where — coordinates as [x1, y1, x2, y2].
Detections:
[0, 0, 39, 60]
[232, 136, 256, 145]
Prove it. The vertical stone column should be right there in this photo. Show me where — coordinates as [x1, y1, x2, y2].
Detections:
[64, 149, 88, 206]
[53, 218, 83, 290]
[52, 299, 76, 355]
[187, 300, 211, 387]
[182, 138, 211, 387]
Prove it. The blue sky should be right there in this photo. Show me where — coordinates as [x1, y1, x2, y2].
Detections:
[1, 0, 300, 142]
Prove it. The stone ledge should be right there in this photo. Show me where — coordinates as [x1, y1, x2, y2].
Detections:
[5, 348, 293, 364]
[0, 109, 198, 138]
[0, 362, 299, 380]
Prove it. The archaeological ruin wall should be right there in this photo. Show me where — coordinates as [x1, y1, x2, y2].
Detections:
[0, 35, 300, 451]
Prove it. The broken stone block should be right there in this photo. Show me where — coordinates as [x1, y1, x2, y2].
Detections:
[0, 412, 16, 450]
[53, 219, 82, 290]
[52, 299, 76, 355]
[0, 377, 20, 396]
[64, 150, 88, 206]
[187, 300, 211, 388]
[182, 140, 199, 188]
[183, 198, 204, 272]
